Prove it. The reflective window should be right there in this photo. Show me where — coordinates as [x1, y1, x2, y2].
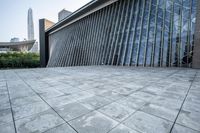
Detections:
[48, 0, 197, 68]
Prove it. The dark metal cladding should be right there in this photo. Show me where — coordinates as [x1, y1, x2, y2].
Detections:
[193, 0, 200, 68]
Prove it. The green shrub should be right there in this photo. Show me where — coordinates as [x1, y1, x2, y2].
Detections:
[0, 52, 40, 69]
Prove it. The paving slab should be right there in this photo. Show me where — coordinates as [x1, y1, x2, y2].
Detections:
[141, 103, 179, 122]
[109, 124, 139, 133]
[69, 91, 94, 101]
[0, 101, 10, 111]
[97, 90, 125, 101]
[39, 89, 65, 99]
[150, 96, 183, 110]
[123, 111, 173, 133]
[79, 95, 112, 110]
[0, 108, 13, 125]
[9, 90, 36, 100]
[69, 111, 118, 133]
[0, 66, 199, 133]
[11, 95, 42, 108]
[176, 106, 200, 131]
[130, 91, 156, 101]
[15, 109, 65, 133]
[13, 101, 50, 120]
[0, 123, 15, 133]
[43, 123, 77, 133]
[116, 96, 147, 110]
[45, 95, 77, 108]
[55, 102, 92, 122]
[171, 124, 200, 133]
[98, 102, 135, 122]
[0, 93, 9, 104]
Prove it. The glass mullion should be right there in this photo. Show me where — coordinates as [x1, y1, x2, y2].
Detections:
[121, 0, 136, 66]
[81, 16, 90, 66]
[179, 0, 183, 67]
[73, 19, 84, 66]
[129, 0, 141, 66]
[186, 0, 192, 67]
[146, 3, 156, 66]
[171, 2, 180, 67]
[190, 0, 197, 67]
[108, 1, 123, 65]
[143, 0, 152, 67]
[111, 0, 127, 65]
[168, 0, 175, 67]
[150, 0, 159, 67]
[116, 0, 131, 66]
[159, 0, 167, 67]
[136, 0, 146, 66]
[90, 12, 100, 65]
[95, 9, 108, 65]
[99, 5, 112, 65]
[93, 10, 103, 65]
[61, 28, 72, 66]
[104, 2, 119, 65]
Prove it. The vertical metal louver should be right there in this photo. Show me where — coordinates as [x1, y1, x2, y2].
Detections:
[47, 0, 197, 68]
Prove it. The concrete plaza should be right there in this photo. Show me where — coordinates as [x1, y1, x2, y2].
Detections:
[0, 66, 200, 133]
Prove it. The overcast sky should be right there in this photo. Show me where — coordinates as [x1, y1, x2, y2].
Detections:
[0, 0, 91, 42]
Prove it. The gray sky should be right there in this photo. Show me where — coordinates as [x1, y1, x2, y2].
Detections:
[0, 0, 91, 42]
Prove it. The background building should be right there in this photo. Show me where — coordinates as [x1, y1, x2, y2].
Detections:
[0, 40, 35, 52]
[28, 8, 34, 40]
[0, 8, 38, 52]
[58, 9, 72, 21]
[28, 8, 39, 53]
[40, 0, 200, 68]
[30, 42, 39, 52]
[10, 37, 20, 42]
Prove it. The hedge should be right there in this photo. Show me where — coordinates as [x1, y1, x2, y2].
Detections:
[0, 52, 40, 69]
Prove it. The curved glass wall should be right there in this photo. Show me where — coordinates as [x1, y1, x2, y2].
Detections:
[105, 0, 197, 67]
[48, 0, 197, 68]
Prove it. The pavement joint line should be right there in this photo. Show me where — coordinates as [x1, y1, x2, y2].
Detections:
[30, 69, 61, 87]
[11, 71, 140, 132]
[30, 69, 91, 91]
[105, 98, 150, 133]
[12, 75, 120, 123]
[4, 71, 17, 133]
[173, 123, 200, 132]
[29, 68, 179, 133]
[31, 68, 70, 77]
[106, 69, 181, 133]
[5, 67, 195, 133]
[21, 70, 56, 88]
[14, 71, 79, 133]
[138, 109, 175, 123]
[41, 123, 67, 133]
[169, 72, 198, 133]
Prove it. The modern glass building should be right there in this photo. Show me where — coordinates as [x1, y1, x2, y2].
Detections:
[40, 0, 200, 68]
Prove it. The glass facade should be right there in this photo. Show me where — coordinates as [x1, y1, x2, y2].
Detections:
[47, 0, 197, 67]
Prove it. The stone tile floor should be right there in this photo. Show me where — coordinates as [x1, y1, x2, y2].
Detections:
[0, 66, 200, 133]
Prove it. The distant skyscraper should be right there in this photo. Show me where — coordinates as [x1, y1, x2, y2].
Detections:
[27, 8, 34, 40]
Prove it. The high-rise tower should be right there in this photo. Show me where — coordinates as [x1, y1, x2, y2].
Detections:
[27, 8, 34, 40]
